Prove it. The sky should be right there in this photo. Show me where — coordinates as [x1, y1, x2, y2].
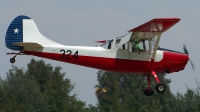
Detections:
[1, 1, 200, 105]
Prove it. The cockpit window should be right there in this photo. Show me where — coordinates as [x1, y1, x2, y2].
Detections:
[130, 39, 152, 52]
[130, 39, 146, 52]
[115, 39, 121, 48]
[100, 39, 113, 49]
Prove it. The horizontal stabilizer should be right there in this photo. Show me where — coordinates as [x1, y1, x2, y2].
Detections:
[13, 42, 42, 47]
[95, 40, 107, 43]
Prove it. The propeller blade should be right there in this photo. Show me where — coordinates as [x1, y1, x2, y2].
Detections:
[183, 44, 188, 55]
[183, 44, 195, 71]
[189, 60, 195, 71]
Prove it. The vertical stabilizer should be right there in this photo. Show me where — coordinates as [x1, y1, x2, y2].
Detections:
[5, 15, 30, 51]
[5, 15, 60, 51]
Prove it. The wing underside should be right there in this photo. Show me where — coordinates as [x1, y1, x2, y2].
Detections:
[129, 18, 180, 40]
[118, 18, 180, 46]
[118, 18, 181, 60]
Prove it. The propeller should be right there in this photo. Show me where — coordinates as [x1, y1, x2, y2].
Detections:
[183, 44, 195, 71]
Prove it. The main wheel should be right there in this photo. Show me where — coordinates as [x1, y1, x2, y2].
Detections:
[143, 86, 154, 96]
[155, 83, 166, 93]
[10, 58, 15, 63]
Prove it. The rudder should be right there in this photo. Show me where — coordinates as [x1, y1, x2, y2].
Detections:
[5, 15, 31, 51]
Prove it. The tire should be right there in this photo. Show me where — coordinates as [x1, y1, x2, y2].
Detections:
[155, 83, 166, 93]
[10, 58, 15, 63]
[143, 86, 154, 96]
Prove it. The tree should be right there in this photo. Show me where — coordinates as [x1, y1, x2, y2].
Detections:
[96, 70, 174, 112]
[26, 59, 89, 111]
[0, 59, 96, 112]
[170, 79, 200, 112]
[0, 65, 47, 112]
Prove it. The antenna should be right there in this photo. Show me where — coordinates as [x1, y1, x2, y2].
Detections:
[88, 35, 97, 47]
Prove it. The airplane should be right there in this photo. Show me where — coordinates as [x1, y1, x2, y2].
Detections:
[5, 15, 194, 96]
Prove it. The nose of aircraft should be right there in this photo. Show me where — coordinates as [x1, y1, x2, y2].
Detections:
[161, 49, 189, 73]
[168, 51, 189, 73]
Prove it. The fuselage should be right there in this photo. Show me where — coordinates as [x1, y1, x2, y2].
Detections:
[23, 45, 189, 74]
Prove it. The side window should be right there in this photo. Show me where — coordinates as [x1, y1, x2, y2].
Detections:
[100, 42, 109, 49]
[100, 39, 114, 49]
[115, 39, 127, 50]
[141, 40, 146, 51]
[144, 39, 152, 52]
[131, 39, 153, 52]
[108, 39, 113, 49]
[115, 39, 121, 48]
[131, 39, 144, 52]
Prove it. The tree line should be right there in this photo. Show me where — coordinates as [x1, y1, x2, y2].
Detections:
[96, 71, 200, 112]
[0, 59, 97, 112]
[0, 59, 200, 112]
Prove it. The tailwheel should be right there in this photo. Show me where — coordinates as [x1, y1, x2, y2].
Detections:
[7, 50, 24, 64]
[10, 58, 15, 63]
[155, 83, 166, 93]
[143, 86, 154, 96]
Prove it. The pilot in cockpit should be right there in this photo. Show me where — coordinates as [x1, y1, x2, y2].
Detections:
[132, 39, 144, 53]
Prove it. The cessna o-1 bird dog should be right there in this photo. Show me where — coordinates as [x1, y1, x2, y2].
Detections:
[5, 15, 194, 96]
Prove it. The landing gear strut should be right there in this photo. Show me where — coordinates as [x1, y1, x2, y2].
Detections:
[143, 71, 166, 96]
[7, 51, 24, 63]
[143, 74, 154, 96]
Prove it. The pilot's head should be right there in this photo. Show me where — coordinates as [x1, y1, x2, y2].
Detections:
[134, 39, 140, 44]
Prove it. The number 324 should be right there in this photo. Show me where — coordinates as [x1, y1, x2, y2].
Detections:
[60, 49, 78, 59]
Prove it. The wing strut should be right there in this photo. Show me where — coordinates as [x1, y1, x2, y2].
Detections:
[151, 33, 161, 60]
[149, 33, 161, 71]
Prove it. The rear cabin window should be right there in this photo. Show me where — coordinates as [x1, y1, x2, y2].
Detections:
[115, 39, 121, 48]
[100, 39, 113, 49]
[115, 38, 127, 50]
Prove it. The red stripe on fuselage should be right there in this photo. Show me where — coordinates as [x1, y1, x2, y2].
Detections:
[23, 51, 188, 74]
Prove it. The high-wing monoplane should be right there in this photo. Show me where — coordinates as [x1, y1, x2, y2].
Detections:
[5, 15, 193, 96]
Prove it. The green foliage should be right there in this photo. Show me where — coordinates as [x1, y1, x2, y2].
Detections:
[2, 59, 200, 112]
[82, 104, 99, 112]
[0, 59, 96, 112]
[96, 70, 200, 112]
[170, 80, 200, 112]
[0, 66, 47, 112]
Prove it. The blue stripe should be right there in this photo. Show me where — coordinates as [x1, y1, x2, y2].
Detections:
[5, 15, 31, 51]
[158, 47, 186, 54]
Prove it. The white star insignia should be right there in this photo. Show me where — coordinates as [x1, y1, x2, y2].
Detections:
[14, 28, 19, 33]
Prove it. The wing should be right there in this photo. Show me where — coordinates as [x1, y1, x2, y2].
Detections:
[129, 18, 180, 32]
[118, 18, 180, 46]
